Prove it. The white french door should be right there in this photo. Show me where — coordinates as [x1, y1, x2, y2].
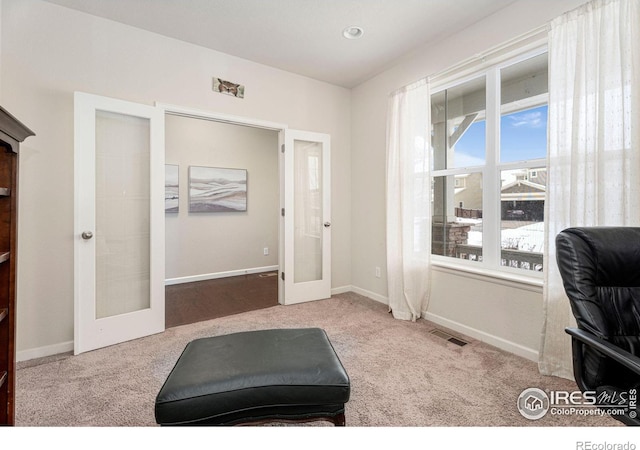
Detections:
[282, 130, 331, 304]
[74, 92, 165, 355]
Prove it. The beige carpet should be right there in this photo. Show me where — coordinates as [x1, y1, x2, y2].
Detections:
[15, 292, 619, 427]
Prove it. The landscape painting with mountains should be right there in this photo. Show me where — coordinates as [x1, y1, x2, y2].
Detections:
[188, 166, 247, 212]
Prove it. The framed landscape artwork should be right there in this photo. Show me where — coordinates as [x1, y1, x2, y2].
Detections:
[165, 164, 179, 213]
[189, 166, 247, 212]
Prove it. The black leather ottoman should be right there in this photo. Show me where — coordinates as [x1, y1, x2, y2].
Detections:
[154, 328, 350, 426]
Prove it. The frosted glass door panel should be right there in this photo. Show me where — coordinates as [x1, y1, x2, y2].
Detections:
[95, 110, 151, 319]
[293, 140, 323, 283]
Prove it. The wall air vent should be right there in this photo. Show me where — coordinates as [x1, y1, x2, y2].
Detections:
[429, 329, 469, 347]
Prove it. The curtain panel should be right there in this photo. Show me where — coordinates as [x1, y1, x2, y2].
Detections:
[385, 79, 431, 321]
[539, 0, 640, 378]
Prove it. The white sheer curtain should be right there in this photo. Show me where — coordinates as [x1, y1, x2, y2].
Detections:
[539, 0, 640, 378]
[385, 79, 431, 321]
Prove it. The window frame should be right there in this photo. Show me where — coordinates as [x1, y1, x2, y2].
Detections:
[429, 45, 548, 281]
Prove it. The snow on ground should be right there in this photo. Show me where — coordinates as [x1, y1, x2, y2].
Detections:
[464, 220, 544, 252]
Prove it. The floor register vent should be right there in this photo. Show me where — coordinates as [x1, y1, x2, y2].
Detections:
[258, 272, 279, 278]
[429, 329, 469, 347]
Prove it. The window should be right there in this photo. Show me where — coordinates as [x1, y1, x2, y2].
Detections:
[430, 51, 548, 274]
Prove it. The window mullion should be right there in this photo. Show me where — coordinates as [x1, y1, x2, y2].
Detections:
[483, 68, 501, 269]
[498, 159, 546, 172]
[429, 42, 548, 277]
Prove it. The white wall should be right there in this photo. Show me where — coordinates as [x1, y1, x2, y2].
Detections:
[165, 115, 279, 282]
[350, 0, 589, 360]
[1, 0, 351, 358]
[1, 0, 594, 362]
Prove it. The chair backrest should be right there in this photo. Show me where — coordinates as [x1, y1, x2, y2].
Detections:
[556, 227, 640, 387]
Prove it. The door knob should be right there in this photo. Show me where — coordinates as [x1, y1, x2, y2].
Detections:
[323, 222, 331, 228]
[81, 231, 94, 240]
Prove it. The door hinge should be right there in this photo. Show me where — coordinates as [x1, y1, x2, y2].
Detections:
[281, 208, 285, 217]
[281, 144, 285, 153]
[281, 272, 285, 281]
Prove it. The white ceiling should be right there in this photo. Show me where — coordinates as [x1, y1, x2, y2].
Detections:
[42, 0, 517, 88]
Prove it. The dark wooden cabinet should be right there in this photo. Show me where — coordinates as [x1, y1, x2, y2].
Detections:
[0, 106, 34, 426]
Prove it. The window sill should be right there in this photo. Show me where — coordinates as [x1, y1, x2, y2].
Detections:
[430, 258, 544, 293]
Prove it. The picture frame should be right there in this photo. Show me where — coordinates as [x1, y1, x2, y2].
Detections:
[212, 77, 245, 98]
[189, 166, 247, 212]
[165, 164, 179, 213]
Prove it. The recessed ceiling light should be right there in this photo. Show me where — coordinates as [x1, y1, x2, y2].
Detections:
[342, 26, 364, 40]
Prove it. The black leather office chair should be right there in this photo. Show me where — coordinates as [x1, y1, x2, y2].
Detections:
[556, 227, 640, 426]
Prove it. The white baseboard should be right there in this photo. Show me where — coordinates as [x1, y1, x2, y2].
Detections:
[165, 265, 279, 286]
[331, 285, 352, 295]
[17, 340, 73, 362]
[346, 286, 538, 362]
[17, 285, 537, 365]
[423, 311, 539, 362]
[348, 285, 389, 305]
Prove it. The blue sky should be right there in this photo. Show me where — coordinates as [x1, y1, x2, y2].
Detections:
[454, 105, 548, 165]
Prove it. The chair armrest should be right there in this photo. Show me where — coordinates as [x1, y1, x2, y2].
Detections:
[565, 327, 640, 375]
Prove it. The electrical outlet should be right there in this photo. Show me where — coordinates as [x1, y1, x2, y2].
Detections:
[263, 247, 269, 256]
[375, 267, 381, 278]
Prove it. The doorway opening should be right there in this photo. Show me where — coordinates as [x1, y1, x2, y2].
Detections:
[163, 112, 280, 327]
[165, 272, 278, 328]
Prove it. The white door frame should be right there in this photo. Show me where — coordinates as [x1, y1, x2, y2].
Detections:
[156, 104, 289, 304]
[157, 103, 332, 306]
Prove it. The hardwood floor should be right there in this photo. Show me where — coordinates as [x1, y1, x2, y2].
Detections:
[165, 271, 279, 328]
